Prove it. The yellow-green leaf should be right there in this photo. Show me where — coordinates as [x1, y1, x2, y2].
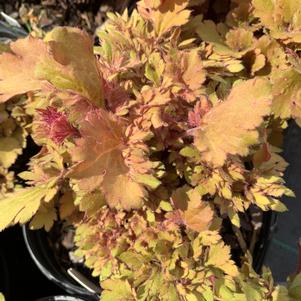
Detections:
[101, 279, 135, 301]
[0, 185, 52, 231]
[133, 174, 161, 189]
[29, 204, 57, 231]
[206, 243, 238, 276]
[0, 137, 22, 168]
[36, 27, 104, 106]
[288, 273, 301, 299]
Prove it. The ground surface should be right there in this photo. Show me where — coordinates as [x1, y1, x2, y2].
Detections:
[0, 0, 133, 36]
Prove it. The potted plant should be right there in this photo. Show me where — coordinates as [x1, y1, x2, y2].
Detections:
[1, 0, 301, 300]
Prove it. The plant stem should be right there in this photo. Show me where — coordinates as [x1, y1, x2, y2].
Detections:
[232, 225, 247, 253]
[249, 210, 263, 254]
[249, 228, 259, 255]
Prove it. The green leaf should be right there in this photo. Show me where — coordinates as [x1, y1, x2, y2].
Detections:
[289, 274, 301, 299]
[206, 242, 238, 276]
[186, 293, 201, 301]
[75, 190, 106, 215]
[272, 69, 301, 123]
[202, 289, 214, 301]
[226, 62, 244, 73]
[29, 204, 57, 231]
[136, 269, 163, 300]
[0, 181, 57, 231]
[101, 279, 135, 301]
[145, 63, 160, 86]
[197, 20, 225, 46]
[163, 285, 181, 301]
[145, 53, 164, 86]
[270, 199, 288, 212]
[119, 251, 146, 269]
[253, 0, 301, 43]
[0, 187, 44, 231]
[133, 174, 161, 189]
[0, 137, 22, 168]
[100, 261, 112, 281]
[179, 146, 200, 158]
[228, 208, 241, 227]
[159, 200, 173, 212]
[146, 209, 155, 222]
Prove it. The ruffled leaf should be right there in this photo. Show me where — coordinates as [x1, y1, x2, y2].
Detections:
[170, 186, 214, 232]
[138, 0, 191, 36]
[101, 279, 135, 301]
[67, 109, 147, 210]
[0, 181, 58, 231]
[0, 36, 48, 102]
[0, 27, 104, 107]
[37, 27, 104, 106]
[193, 79, 271, 166]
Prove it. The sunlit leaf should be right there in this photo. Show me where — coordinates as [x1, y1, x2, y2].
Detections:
[193, 79, 271, 166]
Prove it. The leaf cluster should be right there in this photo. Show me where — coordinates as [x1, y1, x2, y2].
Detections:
[0, 0, 301, 300]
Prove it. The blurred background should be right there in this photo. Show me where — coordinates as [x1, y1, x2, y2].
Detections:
[264, 121, 301, 282]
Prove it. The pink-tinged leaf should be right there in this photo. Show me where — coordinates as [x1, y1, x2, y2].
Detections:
[188, 96, 212, 128]
[36, 106, 79, 144]
[67, 109, 147, 210]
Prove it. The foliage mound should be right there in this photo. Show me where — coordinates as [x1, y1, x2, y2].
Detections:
[1, 0, 301, 300]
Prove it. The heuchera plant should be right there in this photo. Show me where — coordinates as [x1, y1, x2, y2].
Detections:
[1, 0, 301, 300]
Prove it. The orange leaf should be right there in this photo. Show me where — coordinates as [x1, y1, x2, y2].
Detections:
[170, 186, 213, 232]
[0, 35, 48, 102]
[0, 27, 104, 107]
[67, 109, 146, 210]
[138, 0, 191, 36]
[193, 78, 271, 166]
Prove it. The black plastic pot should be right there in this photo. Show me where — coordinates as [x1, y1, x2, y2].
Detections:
[0, 225, 65, 301]
[0, 249, 10, 300]
[23, 211, 277, 301]
[22, 226, 99, 301]
[35, 296, 92, 301]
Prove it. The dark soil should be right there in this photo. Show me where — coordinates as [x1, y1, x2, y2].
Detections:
[0, 0, 136, 35]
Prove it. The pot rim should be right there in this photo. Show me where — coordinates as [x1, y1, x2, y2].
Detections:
[22, 225, 99, 301]
[35, 295, 91, 301]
